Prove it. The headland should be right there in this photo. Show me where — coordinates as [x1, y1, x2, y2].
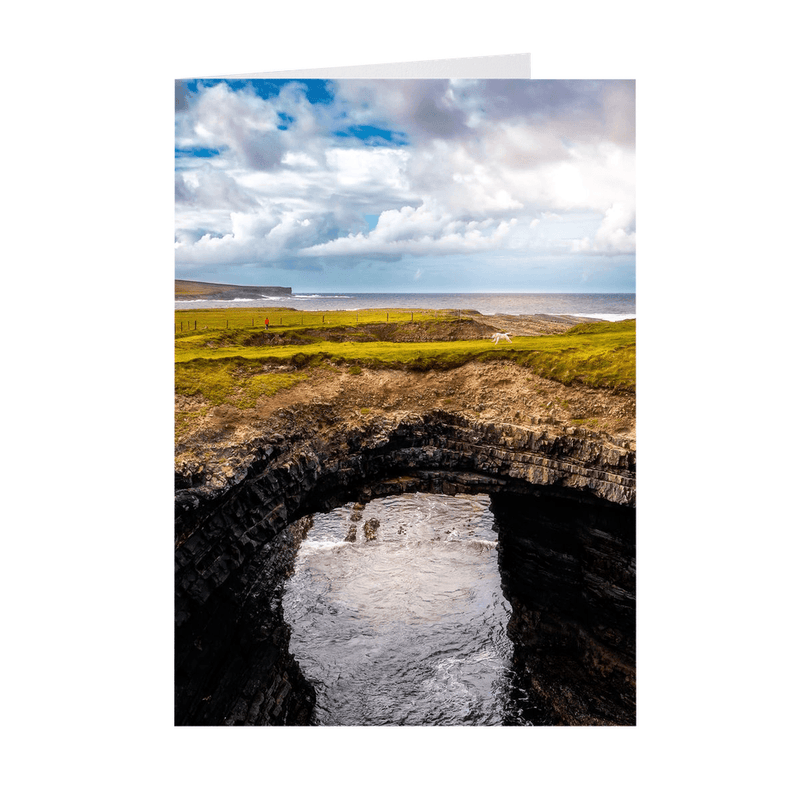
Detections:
[175, 279, 292, 301]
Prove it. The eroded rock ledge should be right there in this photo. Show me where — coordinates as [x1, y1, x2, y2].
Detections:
[175, 406, 635, 726]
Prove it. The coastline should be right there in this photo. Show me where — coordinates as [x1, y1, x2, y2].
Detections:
[174, 285, 635, 319]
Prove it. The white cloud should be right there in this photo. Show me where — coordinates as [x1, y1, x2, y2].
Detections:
[573, 203, 636, 255]
[175, 79, 635, 275]
[324, 146, 411, 193]
[176, 166, 259, 213]
[298, 203, 518, 258]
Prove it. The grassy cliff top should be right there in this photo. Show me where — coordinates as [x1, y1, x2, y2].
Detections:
[175, 309, 635, 415]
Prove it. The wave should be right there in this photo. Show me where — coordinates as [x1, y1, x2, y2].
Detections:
[175, 292, 635, 317]
[176, 295, 295, 304]
[302, 540, 351, 552]
[574, 313, 636, 321]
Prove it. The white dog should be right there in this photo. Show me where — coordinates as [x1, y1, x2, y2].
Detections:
[491, 332, 512, 344]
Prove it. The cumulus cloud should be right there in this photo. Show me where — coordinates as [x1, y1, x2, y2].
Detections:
[176, 80, 331, 172]
[300, 203, 518, 258]
[176, 166, 260, 212]
[573, 203, 636, 255]
[174, 78, 635, 276]
[331, 79, 471, 142]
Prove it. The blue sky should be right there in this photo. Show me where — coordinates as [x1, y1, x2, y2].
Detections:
[175, 78, 635, 292]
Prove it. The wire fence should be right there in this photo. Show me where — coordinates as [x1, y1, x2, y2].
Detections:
[175, 308, 463, 333]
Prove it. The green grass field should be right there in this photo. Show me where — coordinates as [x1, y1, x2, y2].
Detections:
[174, 308, 635, 409]
[174, 306, 454, 335]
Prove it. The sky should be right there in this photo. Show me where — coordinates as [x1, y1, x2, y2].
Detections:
[175, 78, 635, 293]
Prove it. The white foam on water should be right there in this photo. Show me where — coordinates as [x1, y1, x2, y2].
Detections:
[574, 313, 636, 321]
[303, 540, 350, 552]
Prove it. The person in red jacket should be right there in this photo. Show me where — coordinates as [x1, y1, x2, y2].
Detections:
[264, 317, 269, 331]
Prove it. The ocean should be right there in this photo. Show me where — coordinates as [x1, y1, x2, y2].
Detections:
[175, 292, 635, 321]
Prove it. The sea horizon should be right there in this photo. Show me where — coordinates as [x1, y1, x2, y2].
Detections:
[175, 291, 635, 321]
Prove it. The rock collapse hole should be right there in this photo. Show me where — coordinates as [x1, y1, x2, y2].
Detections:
[175, 416, 636, 726]
[281, 492, 541, 726]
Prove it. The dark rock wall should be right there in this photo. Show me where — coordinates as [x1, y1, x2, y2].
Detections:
[492, 491, 635, 725]
[175, 517, 316, 725]
[175, 409, 636, 725]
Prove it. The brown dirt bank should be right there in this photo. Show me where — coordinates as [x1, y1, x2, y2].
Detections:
[250, 318, 497, 346]
[175, 359, 635, 476]
[462, 311, 603, 336]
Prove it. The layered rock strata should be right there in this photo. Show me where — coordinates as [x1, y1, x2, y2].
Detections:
[175, 407, 635, 725]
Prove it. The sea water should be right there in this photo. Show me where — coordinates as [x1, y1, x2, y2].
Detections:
[281, 493, 542, 726]
[176, 291, 635, 321]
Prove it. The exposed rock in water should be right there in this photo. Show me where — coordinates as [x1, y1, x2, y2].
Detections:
[363, 518, 380, 541]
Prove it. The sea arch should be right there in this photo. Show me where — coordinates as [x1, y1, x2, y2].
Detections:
[174, 408, 635, 725]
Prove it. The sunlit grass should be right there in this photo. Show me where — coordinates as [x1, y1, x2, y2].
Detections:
[174, 314, 635, 409]
[174, 358, 310, 409]
[175, 306, 456, 337]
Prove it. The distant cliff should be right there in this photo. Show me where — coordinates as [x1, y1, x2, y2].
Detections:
[175, 280, 292, 300]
